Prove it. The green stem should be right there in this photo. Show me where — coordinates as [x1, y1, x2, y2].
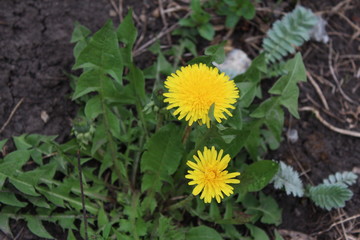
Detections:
[99, 75, 130, 189]
[181, 125, 192, 144]
[168, 195, 194, 211]
[156, 112, 163, 131]
[174, 126, 213, 189]
[136, 101, 148, 138]
[130, 192, 140, 240]
[131, 96, 148, 189]
[131, 135, 145, 188]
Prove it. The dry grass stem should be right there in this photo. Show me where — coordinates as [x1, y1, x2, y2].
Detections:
[109, 0, 123, 22]
[133, 20, 182, 57]
[158, 0, 172, 45]
[0, 98, 24, 134]
[314, 213, 360, 236]
[328, 41, 357, 104]
[307, 71, 330, 110]
[300, 106, 360, 137]
[255, 7, 285, 15]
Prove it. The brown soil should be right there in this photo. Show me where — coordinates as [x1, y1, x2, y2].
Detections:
[0, 0, 359, 239]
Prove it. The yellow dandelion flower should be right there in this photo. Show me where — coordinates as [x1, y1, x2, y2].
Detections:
[163, 63, 239, 127]
[185, 146, 240, 203]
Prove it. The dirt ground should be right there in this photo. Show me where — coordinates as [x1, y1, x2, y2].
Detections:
[0, 0, 359, 239]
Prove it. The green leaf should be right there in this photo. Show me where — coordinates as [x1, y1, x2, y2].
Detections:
[182, 38, 197, 56]
[27, 196, 51, 209]
[141, 195, 157, 214]
[215, 129, 250, 158]
[0, 150, 32, 191]
[198, 23, 214, 41]
[0, 213, 12, 237]
[221, 224, 243, 239]
[91, 123, 107, 155]
[104, 106, 121, 140]
[0, 192, 27, 207]
[9, 178, 39, 196]
[128, 64, 146, 102]
[27, 217, 53, 239]
[141, 172, 163, 192]
[74, 20, 123, 84]
[309, 183, 353, 210]
[244, 126, 261, 161]
[179, 18, 196, 27]
[188, 42, 225, 66]
[272, 161, 304, 197]
[119, 219, 132, 232]
[250, 97, 279, 118]
[215, 207, 252, 225]
[186, 226, 222, 240]
[157, 52, 174, 75]
[323, 171, 358, 186]
[241, 0, 256, 20]
[263, 6, 317, 63]
[12, 135, 32, 150]
[3, 149, 30, 163]
[209, 201, 221, 220]
[257, 193, 282, 225]
[204, 42, 226, 64]
[37, 184, 98, 214]
[158, 215, 171, 239]
[141, 124, 184, 192]
[117, 10, 137, 66]
[264, 105, 284, 142]
[85, 95, 102, 119]
[0, 138, 7, 150]
[136, 218, 147, 236]
[17, 162, 57, 187]
[234, 53, 267, 83]
[237, 82, 258, 108]
[71, 22, 91, 43]
[274, 229, 284, 240]
[269, 53, 306, 118]
[117, 10, 137, 46]
[261, 129, 280, 150]
[72, 69, 101, 99]
[238, 160, 279, 193]
[97, 207, 108, 228]
[67, 230, 77, 240]
[208, 103, 216, 123]
[225, 14, 240, 28]
[245, 224, 269, 240]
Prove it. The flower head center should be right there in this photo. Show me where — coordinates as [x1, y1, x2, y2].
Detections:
[192, 92, 213, 108]
[205, 169, 217, 180]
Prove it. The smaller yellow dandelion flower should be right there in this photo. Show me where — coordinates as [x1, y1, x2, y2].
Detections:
[163, 63, 239, 128]
[185, 146, 240, 203]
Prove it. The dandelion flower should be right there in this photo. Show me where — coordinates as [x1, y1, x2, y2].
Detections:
[185, 146, 240, 203]
[163, 63, 239, 127]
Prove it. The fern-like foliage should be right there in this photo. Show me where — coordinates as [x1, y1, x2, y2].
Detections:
[309, 183, 353, 211]
[262, 6, 317, 64]
[323, 171, 358, 186]
[272, 161, 304, 197]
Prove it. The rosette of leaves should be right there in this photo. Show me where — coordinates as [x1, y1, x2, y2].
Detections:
[178, 0, 215, 40]
[213, 0, 255, 28]
[272, 161, 358, 211]
[309, 172, 358, 210]
[262, 6, 317, 63]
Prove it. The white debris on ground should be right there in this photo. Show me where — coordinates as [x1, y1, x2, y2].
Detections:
[213, 49, 252, 79]
[40, 110, 49, 123]
[287, 129, 299, 143]
[309, 15, 329, 43]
